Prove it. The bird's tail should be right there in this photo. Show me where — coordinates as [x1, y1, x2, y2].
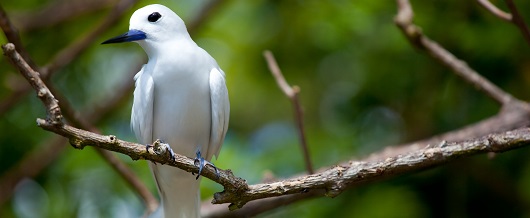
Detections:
[150, 163, 201, 218]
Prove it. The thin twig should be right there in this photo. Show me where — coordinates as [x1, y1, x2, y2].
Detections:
[263, 50, 314, 175]
[395, 0, 515, 106]
[477, 0, 512, 22]
[504, 0, 530, 47]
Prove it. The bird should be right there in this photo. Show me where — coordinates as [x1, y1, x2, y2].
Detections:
[102, 4, 229, 218]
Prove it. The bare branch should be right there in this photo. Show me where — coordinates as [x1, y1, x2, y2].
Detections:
[263, 50, 314, 175]
[213, 128, 530, 208]
[2, 43, 62, 124]
[395, 0, 515, 106]
[476, 0, 530, 48]
[477, 0, 512, 22]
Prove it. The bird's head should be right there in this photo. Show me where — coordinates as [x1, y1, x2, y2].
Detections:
[102, 4, 187, 45]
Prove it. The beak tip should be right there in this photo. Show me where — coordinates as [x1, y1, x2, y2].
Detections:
[101, 29, 146, 45]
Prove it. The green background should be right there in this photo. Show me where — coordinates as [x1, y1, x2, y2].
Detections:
[2, 0, 530, 217]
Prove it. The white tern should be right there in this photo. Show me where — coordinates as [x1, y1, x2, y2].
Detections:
[102, 4, 229, 218]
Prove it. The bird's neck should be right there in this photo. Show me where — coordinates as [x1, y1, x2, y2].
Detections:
[139, 35, 196, 60]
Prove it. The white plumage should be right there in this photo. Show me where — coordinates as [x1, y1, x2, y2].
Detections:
[103, 4, 229, 218]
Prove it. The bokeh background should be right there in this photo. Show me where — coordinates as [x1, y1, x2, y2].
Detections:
[2, 0, 530, 217]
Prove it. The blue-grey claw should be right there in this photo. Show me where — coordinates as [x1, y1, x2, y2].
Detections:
[193, 150, 220, 180]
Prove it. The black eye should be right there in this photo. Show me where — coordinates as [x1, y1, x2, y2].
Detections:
[148, 12, 161, 22]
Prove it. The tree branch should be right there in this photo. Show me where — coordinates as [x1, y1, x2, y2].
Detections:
[477, 0, 512, 22]
[504, 0, 530, 47]
[395, 0, 515, 106]
[263, 50, 314, 174]
[212, 127, 530, 208]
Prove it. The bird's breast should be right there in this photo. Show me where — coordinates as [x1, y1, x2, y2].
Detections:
[150, 59, 212, 157]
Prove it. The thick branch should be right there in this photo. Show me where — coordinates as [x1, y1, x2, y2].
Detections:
[35, 120, 248, 193]
[213, 128, 530, 208]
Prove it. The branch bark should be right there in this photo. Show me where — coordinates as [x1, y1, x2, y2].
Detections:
[212, 128, 530, 208]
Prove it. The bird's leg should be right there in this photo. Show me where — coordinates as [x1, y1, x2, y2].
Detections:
[192, 150, 220, 180]
[146, 139, 176, 162]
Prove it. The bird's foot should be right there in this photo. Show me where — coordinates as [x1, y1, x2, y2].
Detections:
[146, 139, 176, 163]
[192, 150, 219, 180]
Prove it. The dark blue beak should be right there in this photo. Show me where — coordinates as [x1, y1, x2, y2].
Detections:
[101, 29, 146, 44]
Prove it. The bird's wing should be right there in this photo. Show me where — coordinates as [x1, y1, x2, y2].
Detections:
[131, 65, 154, 144]
[208, 67, 230, 160]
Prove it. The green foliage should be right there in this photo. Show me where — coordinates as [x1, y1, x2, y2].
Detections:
[2, 0, 530, 217]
